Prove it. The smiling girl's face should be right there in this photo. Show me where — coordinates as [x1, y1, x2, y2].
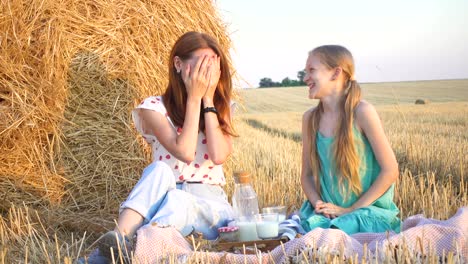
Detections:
[303, 53, 336, 99]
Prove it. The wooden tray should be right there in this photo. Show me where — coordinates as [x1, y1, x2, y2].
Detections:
[215, 237, 289, 254]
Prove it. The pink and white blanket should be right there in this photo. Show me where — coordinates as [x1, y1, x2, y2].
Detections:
[134, 207, 467, 263]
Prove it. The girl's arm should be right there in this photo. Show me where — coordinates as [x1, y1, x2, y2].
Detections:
[202, 97, 233, 165]
[136, 98, 202, 163]
[200, 56, 233, 165]
[301, 109, 323, 208]
[137, 55, 212, 163]
[351, 100, 399, 210]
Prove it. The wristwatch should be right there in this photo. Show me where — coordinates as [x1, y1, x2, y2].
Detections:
[202, 106, 218, 114]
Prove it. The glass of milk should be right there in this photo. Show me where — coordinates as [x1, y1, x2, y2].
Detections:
[255, 213, 279, 239]
[236, 216, 259, 241]
[262, 206, 287, 222]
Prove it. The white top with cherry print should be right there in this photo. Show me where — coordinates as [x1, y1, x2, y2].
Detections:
[132, 96, 226, 186]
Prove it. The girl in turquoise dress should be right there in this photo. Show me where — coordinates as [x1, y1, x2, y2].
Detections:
[299, 45, 401, 235]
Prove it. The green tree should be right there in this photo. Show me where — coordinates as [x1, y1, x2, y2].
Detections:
[258, 69, 307, 88]
[281, 77, 292, 87]
[259, 77, 274, 88]
[297, 70, 306, 85]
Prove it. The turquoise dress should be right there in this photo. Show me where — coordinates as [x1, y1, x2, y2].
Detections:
[300, 127, 401, 235]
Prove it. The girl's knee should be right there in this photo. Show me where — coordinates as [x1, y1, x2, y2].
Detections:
[140, 161, 175, 186]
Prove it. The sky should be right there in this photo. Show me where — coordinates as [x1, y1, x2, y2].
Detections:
[215, 0, 468, 88]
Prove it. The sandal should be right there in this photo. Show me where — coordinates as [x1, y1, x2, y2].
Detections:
[97, 231, 134, 263]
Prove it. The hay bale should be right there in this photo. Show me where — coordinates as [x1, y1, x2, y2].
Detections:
[61, 52, 148, 212]
[415, 99, 430, 104]
[0, 0, 233, 223]
[0, 0, 68, 205]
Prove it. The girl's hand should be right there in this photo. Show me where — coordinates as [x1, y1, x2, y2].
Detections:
[182, 55, 212, 100]
[314, 201, 352, 219]
[203, 56, 221, 101]
[313, 200, 331, 218]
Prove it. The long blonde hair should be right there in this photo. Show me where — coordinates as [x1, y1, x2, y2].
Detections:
[308, 45, 363, 197]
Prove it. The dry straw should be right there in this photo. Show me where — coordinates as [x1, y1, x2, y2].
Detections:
[0, 0, 233, 230]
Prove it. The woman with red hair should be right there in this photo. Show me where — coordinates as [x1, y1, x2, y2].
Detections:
[98, 31, 236, 261]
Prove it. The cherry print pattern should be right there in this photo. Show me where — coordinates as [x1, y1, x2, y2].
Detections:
[135, 96, 225, 185]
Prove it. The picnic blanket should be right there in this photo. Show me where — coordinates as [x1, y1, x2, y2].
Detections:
[133, 207, 467, 263]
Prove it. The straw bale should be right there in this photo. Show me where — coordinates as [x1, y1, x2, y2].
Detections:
[61, 52, 148, 213]
[415, 98, 430, 104]
[1, 0, 233, 228]
[1, 0, 68, 204]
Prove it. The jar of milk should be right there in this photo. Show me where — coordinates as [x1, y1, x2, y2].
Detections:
[231, 171, 260, 241]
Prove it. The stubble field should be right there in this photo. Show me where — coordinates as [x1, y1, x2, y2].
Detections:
[1, 79, 467, 263]
[226, 79, 467, 221]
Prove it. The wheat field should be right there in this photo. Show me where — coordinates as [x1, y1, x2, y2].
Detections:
[225, 79, 467, 219]
[1, 79, 467, 263]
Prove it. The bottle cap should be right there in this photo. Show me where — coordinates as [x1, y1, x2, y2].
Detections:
[234, 171, 251, 184]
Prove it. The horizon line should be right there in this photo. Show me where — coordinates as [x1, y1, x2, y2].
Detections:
[236, 78, 468, 89]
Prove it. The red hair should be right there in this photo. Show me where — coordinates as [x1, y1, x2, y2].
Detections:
[163, 32, 235, 136]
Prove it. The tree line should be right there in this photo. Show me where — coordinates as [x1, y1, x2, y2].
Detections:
[258, 70, 306, 88]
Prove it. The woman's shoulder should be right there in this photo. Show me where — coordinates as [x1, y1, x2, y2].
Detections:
[302, 106, 317, 121]
[139, 95, 163, 105]
[136, 95, 166, 113]
[301, 107, 318, 133]
[355, 100, 377, 119]
[354, 100, 380, 133]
